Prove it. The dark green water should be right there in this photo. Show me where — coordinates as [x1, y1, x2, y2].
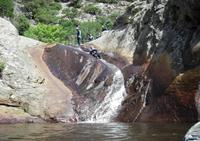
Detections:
[0, 122, 192, 141]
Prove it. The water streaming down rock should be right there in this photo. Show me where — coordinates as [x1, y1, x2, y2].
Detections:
[117, 70, 152, 122]
[133, 78, 151, 122]
[89, 69, 127, 122]
[196, 83, 200, 121]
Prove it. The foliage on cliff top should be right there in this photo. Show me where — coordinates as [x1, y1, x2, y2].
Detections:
[62, 8, 79, 19]
[13, 15, 30, 35]
[84, 4, 102, 15]
[22, 0, 61, 24]
[0, 59, 5, 76]
[0, 0, 14, 18]
[24, 23, 67, 44]
[96, 0, 118, 4]
[24, 20, 104, 45]
[69, 0, 82, 8]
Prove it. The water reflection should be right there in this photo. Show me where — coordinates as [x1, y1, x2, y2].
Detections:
[0, 122, 191, 141]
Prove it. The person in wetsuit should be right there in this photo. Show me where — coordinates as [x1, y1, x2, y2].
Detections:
[89, 47, 101, 59]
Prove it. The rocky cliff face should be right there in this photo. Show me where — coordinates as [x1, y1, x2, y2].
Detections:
[0, 18, 46, 123]
[92, 0, 200, 122]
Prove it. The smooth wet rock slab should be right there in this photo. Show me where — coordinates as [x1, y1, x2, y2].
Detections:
[43, 45, 127, 122]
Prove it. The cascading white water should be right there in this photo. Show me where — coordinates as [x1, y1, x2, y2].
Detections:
[88, 69, 127, 123]
[134, 79, 151, 121]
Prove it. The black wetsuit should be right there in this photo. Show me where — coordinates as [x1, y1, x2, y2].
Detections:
[90, 49, 101, 59]
[76, 29, 82, 46]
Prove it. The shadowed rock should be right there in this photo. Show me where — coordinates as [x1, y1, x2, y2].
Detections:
[91, 0, 200, 122]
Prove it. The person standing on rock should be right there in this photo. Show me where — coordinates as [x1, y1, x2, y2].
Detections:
[76, 25, 82, 46]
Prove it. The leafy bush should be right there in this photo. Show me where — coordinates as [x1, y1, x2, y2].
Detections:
[24, 23, 66, 43]
[59, 19, 78, 28]
[84, 4, 101, 15]
[35, 8, 60, 24]
[96, 0, 118, 4]
[49, 2, 62, 11]
[79, 21, 102, 42]
[125, 0, 136, 2]
[62, 8, 79, 19]
[59, 20, 77, 44]
[0, 0, 14, 18]
[22, 0, 61, 24]
[24, 19, 104, 45]
[0, 59, 5, 77]
[14, 15, 30, 35]
[23, 0, 46, 17]
[97, 12, 119, 29]
[69, 0, 82, 8]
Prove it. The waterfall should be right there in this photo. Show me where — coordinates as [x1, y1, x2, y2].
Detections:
[88, 69, 127, 123]
[133, 79, 151, 121]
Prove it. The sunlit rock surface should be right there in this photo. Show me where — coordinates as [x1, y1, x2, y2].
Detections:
[0, 18, 45, 123]
[0, 18, 75, 123]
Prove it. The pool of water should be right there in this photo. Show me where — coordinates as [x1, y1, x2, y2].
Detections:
[0, 122, 192, 141]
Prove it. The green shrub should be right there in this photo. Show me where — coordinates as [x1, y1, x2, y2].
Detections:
[96, 0, 118, 4]
[35, 8, 59, 24]
[23, 0, 45, 16]
[79, 21, 102, 42]
[69, 0, 82, 8]
[22, 0, 61, 24]
[23, 20, 104, 45]
[84, 4, 101, 15]
[24, 23, 66, 43]
[0, 59, 5, 76]
[49, 2, 62, 11]
[97, 13, 118, 29]
[125, 0, 136, 2]
[14, 15, 30, 35]
[59, 19, 77, 27]
[59, 20, 77, 44]
[62, 8, 79, 19]
[0, 0, 14, 18]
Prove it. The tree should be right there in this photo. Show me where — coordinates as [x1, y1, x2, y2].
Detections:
[0, 0, 14, 18]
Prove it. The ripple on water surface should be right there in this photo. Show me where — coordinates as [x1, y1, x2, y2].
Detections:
[0, 122, 192, 141]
